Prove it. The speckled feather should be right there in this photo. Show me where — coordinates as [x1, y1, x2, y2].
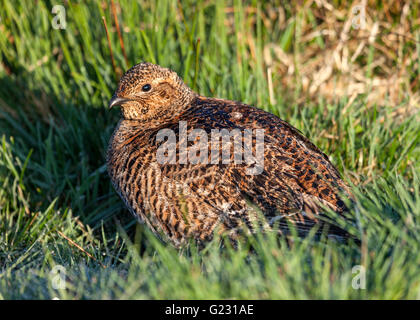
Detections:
[107, 62, 354, 247]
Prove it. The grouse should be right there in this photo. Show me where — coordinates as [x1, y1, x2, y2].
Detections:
[107, 62, 354, 247]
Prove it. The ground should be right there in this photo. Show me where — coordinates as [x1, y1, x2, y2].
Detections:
[0, 0, 419, 299]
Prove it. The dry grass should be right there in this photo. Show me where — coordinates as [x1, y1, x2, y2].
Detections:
[223, 1, 420, 113]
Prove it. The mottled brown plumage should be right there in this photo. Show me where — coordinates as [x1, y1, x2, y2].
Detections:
[107, 62, 354, 247]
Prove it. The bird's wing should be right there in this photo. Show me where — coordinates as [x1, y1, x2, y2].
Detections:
[223, 103, 353, 237]
[227, 137, 348, 237]
[190, 98, 353, 236]
[153, 99, 353, 238]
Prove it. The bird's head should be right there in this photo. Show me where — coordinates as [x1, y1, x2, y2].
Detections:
[108, 62, 196, 121]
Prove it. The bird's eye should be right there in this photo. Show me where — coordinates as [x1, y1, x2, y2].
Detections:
[142, 84, 152, 92]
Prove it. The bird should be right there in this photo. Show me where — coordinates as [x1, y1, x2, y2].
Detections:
[107, 62, 355, 248]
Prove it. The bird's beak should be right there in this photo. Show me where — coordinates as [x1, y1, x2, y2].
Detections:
[108, 95, 132, 109]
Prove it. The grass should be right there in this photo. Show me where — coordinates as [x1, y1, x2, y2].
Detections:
[0, 0, 419, 299]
